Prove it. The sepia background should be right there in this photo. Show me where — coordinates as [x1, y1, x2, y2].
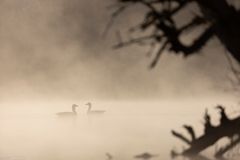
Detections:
[0, 0, 239, 160]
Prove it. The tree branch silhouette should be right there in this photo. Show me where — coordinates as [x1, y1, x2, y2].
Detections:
[110, 0, 240, 71]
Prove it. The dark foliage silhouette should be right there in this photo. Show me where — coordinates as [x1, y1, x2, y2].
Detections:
[171, 105, 240, 159]
[109, 0, 240, 81]
[106, 1, 240, 159]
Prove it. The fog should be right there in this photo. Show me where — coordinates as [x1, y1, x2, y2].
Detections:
[0, 0, 238, 101]
[0, 0, 239, 160]
[1, 100, 239, 160]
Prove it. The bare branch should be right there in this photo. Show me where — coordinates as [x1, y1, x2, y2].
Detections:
[150, 40, 168, 68]
[113, 34, 163, 49]
[171, 130, 192, 145]
[183, 125, 196, 141]
[179, 15, 207, 33]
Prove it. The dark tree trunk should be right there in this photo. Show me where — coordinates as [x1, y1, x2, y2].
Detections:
[197, 0, 240, 64]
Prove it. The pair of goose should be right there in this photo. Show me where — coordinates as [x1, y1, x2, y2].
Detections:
[57, 102, 105, 117]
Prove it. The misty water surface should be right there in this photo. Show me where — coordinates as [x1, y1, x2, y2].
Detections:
[0, 100, 239, 160]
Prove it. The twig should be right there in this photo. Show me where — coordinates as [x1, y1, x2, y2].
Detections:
[150, 40, 168, 68]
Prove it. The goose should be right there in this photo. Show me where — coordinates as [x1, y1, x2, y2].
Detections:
[86, 102, 105, 115]
[56, 104, 78, 117]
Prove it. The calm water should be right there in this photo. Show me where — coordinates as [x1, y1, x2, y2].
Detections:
[0, 101, 239, 160]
